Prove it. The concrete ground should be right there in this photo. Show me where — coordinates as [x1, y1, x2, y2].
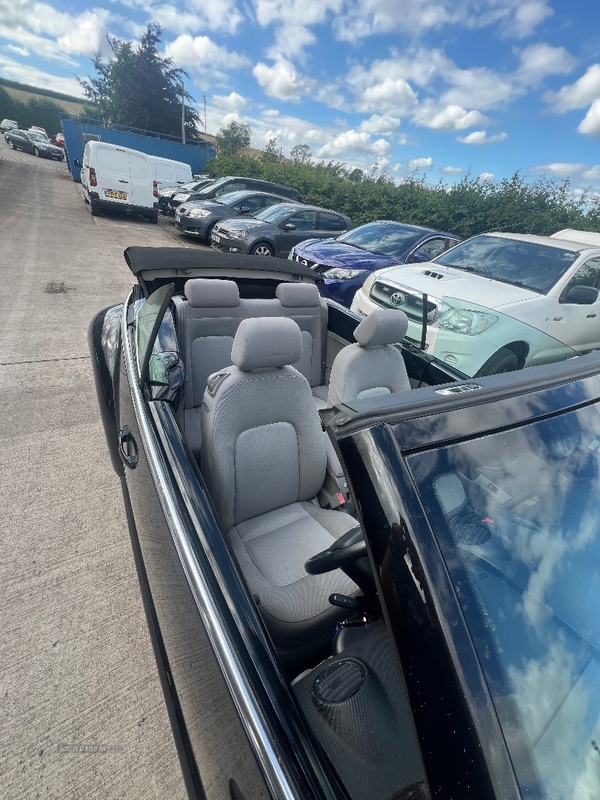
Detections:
[0, 139, 198, 799]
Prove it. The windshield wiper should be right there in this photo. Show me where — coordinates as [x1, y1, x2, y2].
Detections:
[476, 272, 539, 291]
[440, 263, 475, 272]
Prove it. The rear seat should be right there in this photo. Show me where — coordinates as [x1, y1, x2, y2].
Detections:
[174, 278, 329, 459]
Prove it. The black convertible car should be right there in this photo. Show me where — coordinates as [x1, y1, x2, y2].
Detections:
[90, 247, 600, 800]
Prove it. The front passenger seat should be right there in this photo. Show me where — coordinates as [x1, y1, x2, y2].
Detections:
[201, 317, 359, 661]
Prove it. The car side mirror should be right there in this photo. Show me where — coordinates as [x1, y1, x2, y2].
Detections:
[74, 158, 82, 168]
[407, 252, 432, 263]
[561, 285, 599, 305]
[283, 222, 296, 230]
[238, 206, 250, 214]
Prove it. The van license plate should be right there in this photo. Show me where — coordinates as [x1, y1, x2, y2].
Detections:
[105, 190, 127, 200]
[212, 234, 221, 244]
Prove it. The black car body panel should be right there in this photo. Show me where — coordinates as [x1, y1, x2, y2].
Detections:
[90, 245, 599, 800]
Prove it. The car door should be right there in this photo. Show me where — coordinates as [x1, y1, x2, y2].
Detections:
[114, 286, 332, 800]
[278, 209, 319, 255]
[21, 132, 34, 154]
[546, 256, 600, 351]
[317, 211, 349, 236]
[231, 193, 265, 216]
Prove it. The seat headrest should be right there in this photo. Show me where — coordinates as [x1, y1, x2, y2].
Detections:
[185, 278, 240, 308]
[232, 318, 303, 371]
[276, 283, 320, 307]
[354, 308, 408, 347]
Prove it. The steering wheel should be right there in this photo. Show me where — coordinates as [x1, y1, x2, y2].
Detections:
[305, 527, 367, 575]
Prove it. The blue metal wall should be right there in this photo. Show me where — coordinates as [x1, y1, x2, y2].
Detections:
[61, 118, 216, 182]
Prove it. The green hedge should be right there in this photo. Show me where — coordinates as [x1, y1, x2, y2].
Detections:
[206, 154, 600, 238]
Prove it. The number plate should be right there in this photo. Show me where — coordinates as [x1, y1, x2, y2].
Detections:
[105, 190, 127, 200]
[212, 234, 221, 244]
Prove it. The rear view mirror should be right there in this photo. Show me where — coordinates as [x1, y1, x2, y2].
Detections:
[561, 285, 599, 305]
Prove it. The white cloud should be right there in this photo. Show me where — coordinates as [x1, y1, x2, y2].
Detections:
[3, 44, 29, 57]
[356, 76, 419, 114]
[440, 166, 463, 175]
[506, 0, 553, 38]
[582, 166, 600, 180]
[165, 35, 249, 87]
[212, 91, 249, 113]
[57, 10, 110, 57]
[458, 130, 507, 144]
[358, 114, 401, 134]
[253, 0, 342, 59]
[409, 156, 433, 171]
[516, 43, 577, 87]
[578, 99, 600, 137]
[316, 129, 391, 158]
[253, 57, 314, 101]
[531, 162, 585, 176]
[415, 103, 489, 131]
[478, 172, 495, 181]
[544, 64, 600, 112]
[0, 55, 84, 96]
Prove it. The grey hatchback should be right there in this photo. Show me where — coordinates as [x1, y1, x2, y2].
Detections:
[211, 202, 352, 258]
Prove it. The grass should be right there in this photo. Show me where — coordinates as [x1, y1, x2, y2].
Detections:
[3, 86, 85, 116]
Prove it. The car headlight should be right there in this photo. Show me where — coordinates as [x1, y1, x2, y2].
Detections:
[188, 208, 211, 218]
[362, 272, 378, 296]
[436, 307, 498, 336]
[288, 248, 295, 260]
[234, 229, 248, 239]
[322, 268, 367, 280]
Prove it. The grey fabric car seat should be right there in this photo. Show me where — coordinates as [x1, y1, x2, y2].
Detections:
[200, 316, 359, 660]
[327, 308, 410, 406]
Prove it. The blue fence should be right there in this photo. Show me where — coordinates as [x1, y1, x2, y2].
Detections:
[61, 117, 216, 182]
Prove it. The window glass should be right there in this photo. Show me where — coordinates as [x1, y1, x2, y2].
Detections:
[135, 284, 174, 380]
[155, 163, 171, 180]
[129, 154, 150, 181]
[285, 210, 317, 230]
[214, 181, 245, 196]
[564, 257, 600, 292]
[254, 204, 296, 224]
[319, 212, 345, 231]
[233, 195, 263, 213]
[411, 237, 447, 260]
[97, 147, 129, 176]
[337, 222, 425, 257]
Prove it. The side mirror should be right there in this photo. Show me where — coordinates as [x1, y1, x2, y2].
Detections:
[74, 158, 82, 168]
[407, 251, 432, 264]
[561, 285, 599, 305]
[283, 222, 296, 231]
[238, 206, 250, 214]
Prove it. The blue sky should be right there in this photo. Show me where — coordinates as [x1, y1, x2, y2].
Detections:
[1, 0, 600, 195]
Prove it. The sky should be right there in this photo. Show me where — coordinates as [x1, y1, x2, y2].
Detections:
[1, 0, 600, 196]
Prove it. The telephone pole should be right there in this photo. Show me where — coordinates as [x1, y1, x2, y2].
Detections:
[181, 81, 186, 144]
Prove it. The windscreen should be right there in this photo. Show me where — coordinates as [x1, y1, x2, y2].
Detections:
[434, 235, 579, 294]
[253, 204, 296, 224]
[407, 407, 600, 800]
[337, 222, 425, 257]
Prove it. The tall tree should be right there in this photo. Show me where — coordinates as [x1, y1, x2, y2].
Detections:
[77, 23, 200, 137]
[214, 120, 251, 156]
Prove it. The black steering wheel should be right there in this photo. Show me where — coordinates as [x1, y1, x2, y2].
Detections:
[305, 526, 368, 578]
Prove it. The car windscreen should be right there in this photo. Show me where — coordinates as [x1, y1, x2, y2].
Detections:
[215, 190, 255, 206]
[29, 132, 50, 142]
[433, 235, 579, 294]
[253, 204, 296, 224]
[336, 222, 425, 257]
[406, 406, 600, 800]
[193, 177, 231, 198]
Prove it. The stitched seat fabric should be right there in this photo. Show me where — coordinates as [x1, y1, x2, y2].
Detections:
[200, 316, 358, 659]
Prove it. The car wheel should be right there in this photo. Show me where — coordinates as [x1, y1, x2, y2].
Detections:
[8, 139, 15, 150]
[476, 347, 520, 377]
[33, 147, 40, 157]
[250, 242, 274, 257]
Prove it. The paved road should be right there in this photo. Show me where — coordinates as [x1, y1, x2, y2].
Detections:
[0, 140, 191, 799]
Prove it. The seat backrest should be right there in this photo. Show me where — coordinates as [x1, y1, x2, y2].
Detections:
[275, 283, 326, 387]
[327, 308, 410, 406]
[201, 317, 327, 530]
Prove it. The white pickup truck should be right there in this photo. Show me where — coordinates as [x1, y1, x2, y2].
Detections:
[351, 229, 600, 376]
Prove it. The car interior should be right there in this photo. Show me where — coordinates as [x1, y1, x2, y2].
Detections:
[143, 273, 465, 799]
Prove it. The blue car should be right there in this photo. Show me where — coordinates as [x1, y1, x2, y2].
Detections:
[289, 220, 462, 306]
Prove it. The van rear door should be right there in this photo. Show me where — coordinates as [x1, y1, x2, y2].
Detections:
[96, 146, 131, 206]
[128, 152, 153, 209]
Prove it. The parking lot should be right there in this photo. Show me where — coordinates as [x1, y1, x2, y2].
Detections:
[0, 138, 192, 798]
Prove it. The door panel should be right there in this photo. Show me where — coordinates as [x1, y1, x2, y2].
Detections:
[280, 210, 319, 254]
[547, 257, 600, 351]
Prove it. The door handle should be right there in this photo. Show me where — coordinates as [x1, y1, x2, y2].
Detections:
[118, 179, 129, 183]
[118, 425, 138, 469]
[587, 313, 597, 318]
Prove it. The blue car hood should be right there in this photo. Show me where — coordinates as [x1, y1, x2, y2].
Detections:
[294, 239, 400, 270]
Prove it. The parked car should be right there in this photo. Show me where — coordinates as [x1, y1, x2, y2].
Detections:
[175, 189, 298, 242]
[289, 220, 462, 306]
[211, 202, 352, 257]
[0, 118, 18, 132]
[159, 178, 214, 215]
[352, 229, 600, 376]
[75, 140, 159, 222]
[54, 132, 65, 147]
[169, 174, 300, 214]
[89, 244, 595, 800]
[5, 129, 64, 160]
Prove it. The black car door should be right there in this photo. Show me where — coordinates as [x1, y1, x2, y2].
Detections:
[115, 285, 337, 800]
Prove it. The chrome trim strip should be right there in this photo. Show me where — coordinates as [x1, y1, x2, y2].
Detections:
[120, 297, 297, 800]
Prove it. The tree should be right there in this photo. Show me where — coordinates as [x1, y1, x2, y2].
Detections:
[77, 22, 200, 137]
[214, 120, 251, 156]
[261, 137, 282, 163]
[290, 143, 312, 164]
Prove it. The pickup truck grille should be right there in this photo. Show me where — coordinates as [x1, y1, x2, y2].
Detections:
[370, 281, 437, 321]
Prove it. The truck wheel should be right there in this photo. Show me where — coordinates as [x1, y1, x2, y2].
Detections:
[476, 348, 519, 376]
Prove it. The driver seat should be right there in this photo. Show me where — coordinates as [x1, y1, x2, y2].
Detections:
[201, 317, 359, 660]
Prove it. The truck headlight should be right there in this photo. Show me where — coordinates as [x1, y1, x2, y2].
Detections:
[436, 307, 498, 335]
[362, 272, 378, 295]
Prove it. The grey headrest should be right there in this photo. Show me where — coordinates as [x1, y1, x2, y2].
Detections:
[354, 308, 408, 347]
[433, 473, 467, 518]
[276, 283, 320, 307]
[185, 278, 240, 308]
[232, 317, 303, 371]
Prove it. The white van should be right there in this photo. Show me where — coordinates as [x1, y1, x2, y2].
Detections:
[152, 156, 192, 192]
[78, 141, 159, 223]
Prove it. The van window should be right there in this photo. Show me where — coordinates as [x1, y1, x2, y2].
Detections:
[175, 166, 189, 183]
[97, 148, 129, 176]
[130, 154, 151, 181]
[155, 162, 172, 180]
